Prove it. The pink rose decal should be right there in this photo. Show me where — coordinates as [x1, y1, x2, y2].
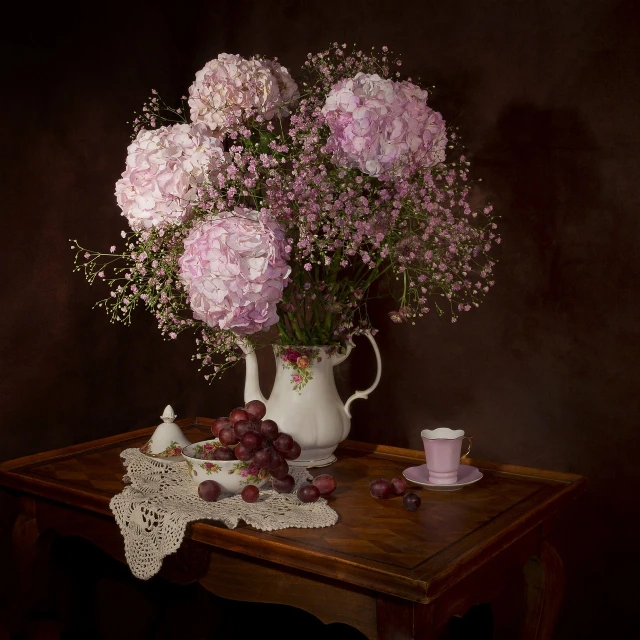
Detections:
[284, 349, 301, 363]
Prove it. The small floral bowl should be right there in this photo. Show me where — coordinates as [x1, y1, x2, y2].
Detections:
[181, 439, 269, 494]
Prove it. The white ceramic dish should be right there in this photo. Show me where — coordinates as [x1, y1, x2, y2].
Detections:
[141, 451, 186, 464]
[402, 464, 483, 491]
[181, 439, 269, 494]
[139, 405, 191, 459]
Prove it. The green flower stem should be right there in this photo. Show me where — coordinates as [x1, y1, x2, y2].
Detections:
[361, 263, 392, 292]
[321, 311, 333, 343]
[277, 321, 289, 344]
[402, 270, 408, 306]
[287, 312, 307, 344]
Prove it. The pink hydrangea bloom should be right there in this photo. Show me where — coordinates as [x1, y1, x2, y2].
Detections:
[178, 208, 291, 335]
[261, 58, 300, 117]
[115, 123, 223, 230]
[188, 54, 299, 134]
[321, 73, 447, 177]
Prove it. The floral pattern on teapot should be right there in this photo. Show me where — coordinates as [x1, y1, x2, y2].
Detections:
[275, 345, 337, 393]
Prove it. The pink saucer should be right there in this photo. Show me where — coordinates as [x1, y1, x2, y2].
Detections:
[402, 464, 483, 491]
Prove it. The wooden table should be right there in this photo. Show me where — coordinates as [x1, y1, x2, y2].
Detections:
[0, 418, 585, 639]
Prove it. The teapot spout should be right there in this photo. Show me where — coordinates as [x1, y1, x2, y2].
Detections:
[238, 339, 267, 405]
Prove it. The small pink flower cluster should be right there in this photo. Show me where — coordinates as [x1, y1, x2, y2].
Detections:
[115, 123, 223, 230]
[321, 73, 447, 177]
[188, 53, 299, 134]
[178, 208, 291, 335]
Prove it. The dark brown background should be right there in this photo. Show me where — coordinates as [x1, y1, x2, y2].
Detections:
[2, 0, 639, 637]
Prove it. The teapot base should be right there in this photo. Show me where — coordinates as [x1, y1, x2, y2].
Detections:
[288, 453, 337, 469]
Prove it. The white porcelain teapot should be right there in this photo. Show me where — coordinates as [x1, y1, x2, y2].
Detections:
[240, 332, 382, 467]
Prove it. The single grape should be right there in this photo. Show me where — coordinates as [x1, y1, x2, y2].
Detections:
[272, 474, 295, 493]
[245, 399, 267, 420]
[267, 448, 285, 470]
[211, 416, 232, 437]
[260, 419, 279, 439]
[198, 480, 221, 502]
[273, 433, 294, 453]
[233, 419, 253, 438]
[252, 448, 272, 469]
[233, 442, 253, 461]
[283, 441, 302, 460]
[391, 476, 407, 496]
[297, 484, 320, 503]
[369, 479, 394, 499]
[312, 474, 337, 496]
[270, 460, 289, 480]
[241, 485, 260, 503]
[218, 426, 239, 446]
[212, 446, 235, 461]
[241, 431, 263, 451]
[403, 492, 421, 512]
[229, 408, 250, 424]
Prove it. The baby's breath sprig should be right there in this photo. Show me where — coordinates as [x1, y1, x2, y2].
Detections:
[192, 326, 247, 383]
[71, 225, 195, 336]
[128, 90, 189, 138]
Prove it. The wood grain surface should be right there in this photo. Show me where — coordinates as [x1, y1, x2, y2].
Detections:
[0, 418, 585, 606]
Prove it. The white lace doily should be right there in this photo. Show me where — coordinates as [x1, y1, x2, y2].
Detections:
[109, 448, 338, 580]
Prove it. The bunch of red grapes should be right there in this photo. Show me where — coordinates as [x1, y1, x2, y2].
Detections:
[369, 476, 422, 512]
[197, 399, 337, 505]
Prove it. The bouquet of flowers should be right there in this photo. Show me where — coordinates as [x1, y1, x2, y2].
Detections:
[72, 44, 498, 380]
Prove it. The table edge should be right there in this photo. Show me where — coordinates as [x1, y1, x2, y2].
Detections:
[339, 440, 585, 485]
[1, 422, 586, 487]
[0, 420, 587, 602]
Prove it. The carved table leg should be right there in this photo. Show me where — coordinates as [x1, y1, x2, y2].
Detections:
[12, 498, 40, 619]
[522, 540, 565, 640]
[10, 498, 60, 640]
[377, 595, 448, 640]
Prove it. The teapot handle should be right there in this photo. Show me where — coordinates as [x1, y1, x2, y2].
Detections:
[343, 331, 382, 418]
[331, 340, 353, 366]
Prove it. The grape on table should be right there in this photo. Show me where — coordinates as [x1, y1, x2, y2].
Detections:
[403, 492, 421, 511]
[391, 476, 407, 495]
[297, 484, 320, 503]
[198, 480, 221, 502]
[312, 474, 337, 496]
[241, 485, 260, 503]
[369, 478, 394, 499]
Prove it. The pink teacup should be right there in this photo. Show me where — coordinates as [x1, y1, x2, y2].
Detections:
[421, 428, 473, 485]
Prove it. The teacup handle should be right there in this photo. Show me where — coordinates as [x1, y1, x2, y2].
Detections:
[461, 436, 473, 460]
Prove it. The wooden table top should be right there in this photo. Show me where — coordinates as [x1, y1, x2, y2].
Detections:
[0, 418, 585, 604]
